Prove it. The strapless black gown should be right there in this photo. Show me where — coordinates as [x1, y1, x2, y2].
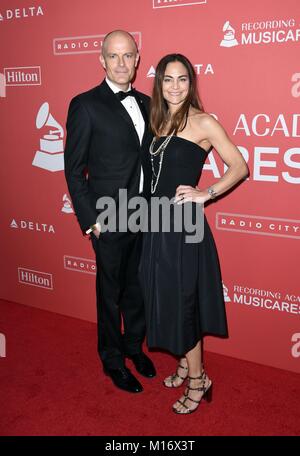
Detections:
[139, 136, 228, 356]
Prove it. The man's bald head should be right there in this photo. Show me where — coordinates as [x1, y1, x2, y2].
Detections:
[99, 29, 140, 90]
[102, 30, 138, 57]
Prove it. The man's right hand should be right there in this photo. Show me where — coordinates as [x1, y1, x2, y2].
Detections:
[93, 227, 101, 239]
[86, 222, 101, 238]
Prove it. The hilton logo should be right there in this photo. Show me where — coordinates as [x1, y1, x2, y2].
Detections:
[18, 268, 53, 290]
[4, 66, 41, 86]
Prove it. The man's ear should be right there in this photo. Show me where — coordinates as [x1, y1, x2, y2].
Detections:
[135, 53, 140, 67]
[99, 54, 106, 69]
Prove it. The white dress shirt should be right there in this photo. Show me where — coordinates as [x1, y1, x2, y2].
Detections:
[105, 77, 145, 193]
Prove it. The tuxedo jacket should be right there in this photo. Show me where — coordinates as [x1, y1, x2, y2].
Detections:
[64, 79, 152, 233]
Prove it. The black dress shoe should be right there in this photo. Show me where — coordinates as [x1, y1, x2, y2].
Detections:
[103, 366, 143, 393]
[127, 352, 156, 378]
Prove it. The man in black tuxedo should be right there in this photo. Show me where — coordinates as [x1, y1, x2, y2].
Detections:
[64, 30, 155, 393]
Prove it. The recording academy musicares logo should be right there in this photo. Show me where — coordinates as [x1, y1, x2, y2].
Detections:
[18, 267, 53, 290]
[53, 32, 142, 56]
[10, 219, 55, 234]
[225, 283, 300, 316]
[216, 213, 300, 240]
[153, 0, 207, 8]
[64, 255, 96, 275]
[0, 66, 41, 98]
[220, 18, 300, 47]
[147, 63, 214, 78]
[0, 5, 44, 22]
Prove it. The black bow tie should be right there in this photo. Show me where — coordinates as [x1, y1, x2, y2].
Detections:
[116, 89, 137, 101]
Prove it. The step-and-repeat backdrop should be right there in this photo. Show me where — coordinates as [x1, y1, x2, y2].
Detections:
[0, 0, 299, 373]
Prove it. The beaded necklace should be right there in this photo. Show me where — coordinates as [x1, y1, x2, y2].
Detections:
[149, 132, 174, 194]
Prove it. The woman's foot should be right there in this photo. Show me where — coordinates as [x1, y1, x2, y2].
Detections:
[172, 371, 212, 414]
[163, 357, 188, 388]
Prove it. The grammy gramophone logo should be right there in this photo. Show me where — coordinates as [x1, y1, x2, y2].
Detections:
[222, 282, 231, 302]
[61, 194, 74, 214]
[32, 102, 64, 172]
[220, 21, 238, 47]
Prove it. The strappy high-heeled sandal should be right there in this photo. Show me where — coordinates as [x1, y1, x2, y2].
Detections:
[163, 359, 188, 388]
[172, 370, 212, 414]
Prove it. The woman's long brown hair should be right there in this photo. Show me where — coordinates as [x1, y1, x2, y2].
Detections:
[150, 54, 204, 137]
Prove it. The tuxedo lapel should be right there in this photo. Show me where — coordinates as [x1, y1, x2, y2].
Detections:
[97, 80, 141, 146]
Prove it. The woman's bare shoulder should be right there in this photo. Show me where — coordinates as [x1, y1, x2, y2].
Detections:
[189, 111, 218, 130]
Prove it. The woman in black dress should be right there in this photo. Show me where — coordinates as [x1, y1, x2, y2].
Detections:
[139, 54, 248, 414]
